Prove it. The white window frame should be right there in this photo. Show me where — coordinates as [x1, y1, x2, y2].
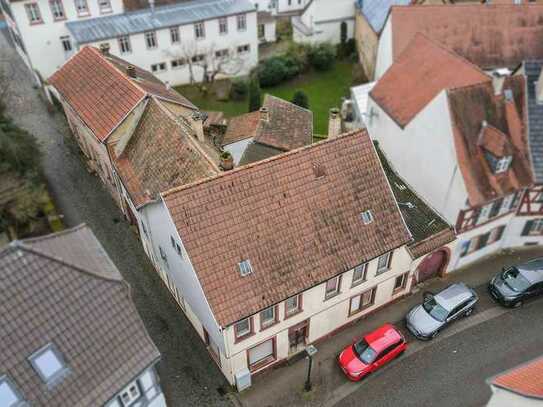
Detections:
[237, 44, 250, 54]
[119, 379, 141, 407]
[118, 36, 131, 54]
[0, 376, 23, 407]
[219, 17, 228, 34]
[352, 263, 367, 286]
[495, 156, 512, 174]
[325, 276, 341, 299]
[234, 317, 251, 339]
[145, 31, 157, 49]
[49, 0, 65, 20]
[376, 251, 392, 274]
[500, 193, 515, 215]
[150, 62, 166, 73]
[170, 27, 180, 44]
[349, 287, 376, 315]
[478, 203, 493, 224]
[98, 0, 112, 13]
[74, 0, 89, 16]
[60, 35, 72, 52]
[237, 14, 247, 31]
[171, 58, 185, 69]
[25, 3, 42, 24]
[285, 294, 301, 316]
[29, 343, 69, 385]
[194, 22, 205, 39]
[215, 49, 229, 59]
[260, 306, 276, 328]
[238, 259, 253, 276]
[393, 273, 407, 291]
[360, 210, 373, 225]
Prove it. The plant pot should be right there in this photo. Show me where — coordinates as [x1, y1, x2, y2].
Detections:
[220, 155, 234, 171]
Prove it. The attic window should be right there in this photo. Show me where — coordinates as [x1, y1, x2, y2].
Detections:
[312, 163, 326, 178]
[485, 151, 512, 174]
[29, 343, 69, 386]
[238, 259, 253, 277]
[0, 376, 23, 407]
[360, 210, 374, 225]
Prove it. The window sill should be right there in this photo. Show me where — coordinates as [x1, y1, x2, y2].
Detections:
[284, 309, 303, 319]
[351, 280, 366, 289]
[375, 268, 389, 276]
[324, 291, 341, 302]
[260, 320, 279, 331]
[234, 332, 255, 344]
[100, 9, 113, 14]
[349, 303, 374, 317]
[77, 12, 91, 17]
[249, 355, 276, 372]
[29, 20, 44, 26]
[53, 17, 67, 22]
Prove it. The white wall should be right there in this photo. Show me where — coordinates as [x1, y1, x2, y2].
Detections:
[260, 20, 276, 43]
[487, 386, 541, 407]
[294, 0, 354, 45]
[9, 0, 123, 80]
[374, 17, 392, 79]
[85, 11, 259, 86]
[251, 0, 274, 13]
[223, 246, 413, 384]
[276, 0, 308, 13]
[367, 91, 469, 224]
[224, 137, 252, 165]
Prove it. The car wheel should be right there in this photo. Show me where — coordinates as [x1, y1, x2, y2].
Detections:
[513, 301, 523, 308]
[431, 330, 439, 339]
[464, 307, 474, 317]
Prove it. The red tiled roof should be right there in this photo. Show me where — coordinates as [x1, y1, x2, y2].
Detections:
[371, 33, 490, 127]
[49, 46, 195, 142]
[255, 95, 313, 151]
[492, 356, 543, 399]
[222, 111, 260, 145]
[478, 124, 513, 157]
[112, 98, 218, 208]
[163, 130, 412, 326]
[448, 76, 533, 205]
[390, 4, 543, 70]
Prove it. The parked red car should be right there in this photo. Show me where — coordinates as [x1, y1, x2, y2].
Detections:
[338, 323, 407, 381]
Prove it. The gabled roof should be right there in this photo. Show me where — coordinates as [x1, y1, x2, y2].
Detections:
[162, 130, 411, 327]
[49, 46, 194, 142]
[66, 0, 255, 44]
[389, 4, 543, 70]
[371, 34, 491, 127]
[491, 355, 543, 399]
[523, 60, 543, 183]
[238, 141, 283, 166]
[254, 95, 313, 151]
[448, 76, 533, 205]
[112, 98, 219, 208]
[0, 225, 159, 406]
[356, 0, 410, 34]
[222, 111, 260, 146]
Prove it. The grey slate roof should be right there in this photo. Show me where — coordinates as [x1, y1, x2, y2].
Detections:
[524, 60, 543, 184]
[67, 0, 255, 44]
[239, 141, 283, 166]
[356, 0, 409, 33]
[0, 225, 160, 406]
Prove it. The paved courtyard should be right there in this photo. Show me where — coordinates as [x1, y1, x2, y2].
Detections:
[0, 29, 233, 407]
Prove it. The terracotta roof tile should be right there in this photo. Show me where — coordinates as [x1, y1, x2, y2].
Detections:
[492, 355, 543, 399]
[222, 111, 260, 145]
[371, 33, 491, 127]
[163, 130, 412, 326]
[112, 98, 218, 208]
[49, 46, 195, 142]
[390, 4, 543, 70]
[478, 124, 513, 157]
[0, 226, 159, 406]
[448, 76, 533, 205]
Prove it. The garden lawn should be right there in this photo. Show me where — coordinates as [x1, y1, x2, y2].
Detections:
[175, 61, 354, 135]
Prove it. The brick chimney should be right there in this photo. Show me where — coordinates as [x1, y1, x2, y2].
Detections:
[328, 107, 341, 138]
[259, 107, 269, 123]
[99, 43, 110, 55]
[126, 65, 137, 79]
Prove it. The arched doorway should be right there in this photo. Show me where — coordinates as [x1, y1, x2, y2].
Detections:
[416, 248, 450, 284]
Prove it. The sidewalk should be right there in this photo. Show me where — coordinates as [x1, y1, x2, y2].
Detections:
[236, 247, 543, 407]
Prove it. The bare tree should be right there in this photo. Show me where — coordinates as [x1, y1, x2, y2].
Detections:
[167, 41, 246, 88]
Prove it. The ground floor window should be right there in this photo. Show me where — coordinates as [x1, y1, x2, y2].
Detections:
[150, 62, 167, 73]
[349, 287, 376, 316]
[522, 219, 543, 236]
[460, 225, 506, 257]
[393, 273, 408, 292]
[247, 338, 275, 371]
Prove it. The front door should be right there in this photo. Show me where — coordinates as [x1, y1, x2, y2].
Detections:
[288, 320, 308, 354]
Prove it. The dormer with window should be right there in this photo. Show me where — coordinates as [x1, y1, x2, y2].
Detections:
[29, 343, 69, 387]
[478, 121, 513, 175]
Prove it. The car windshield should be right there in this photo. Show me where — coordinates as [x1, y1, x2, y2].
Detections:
[502, 267, 531, 292]
[422, 297, 448, 322]
[353, 339, 377, 364]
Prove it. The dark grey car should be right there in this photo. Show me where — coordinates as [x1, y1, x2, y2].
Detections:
[488, 258, 543, 307]
[406, 283, 478, 340]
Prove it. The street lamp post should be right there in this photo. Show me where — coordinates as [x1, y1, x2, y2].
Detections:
[304, 345, 318, 392]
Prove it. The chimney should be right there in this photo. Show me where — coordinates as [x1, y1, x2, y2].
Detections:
[259, 107, 269, 123]
[191, 111, 205, 143]
[328, 107, 342, 138]
[482, 120, 488, 128]
[126, 65, 137, 79]
[99, 43, 110, 55]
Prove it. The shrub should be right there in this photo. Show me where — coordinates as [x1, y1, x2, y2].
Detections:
[309, 43, 336, 71]
[291, 90, 309, 109]
[285, 43, 311, 72]
[248, 76, 262, 112]
[276, 20, 293, 40]
[258, 57, 289, 87]
[282, 55, 302, 79]
[230, 78, 248, 101]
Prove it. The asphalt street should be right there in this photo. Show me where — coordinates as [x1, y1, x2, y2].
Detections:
[337, 298, 543, 407]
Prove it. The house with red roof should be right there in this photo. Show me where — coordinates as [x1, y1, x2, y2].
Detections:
[367, 33, 541, 273]
[487, 355, 543, 406]
[374, 4, 543, 79]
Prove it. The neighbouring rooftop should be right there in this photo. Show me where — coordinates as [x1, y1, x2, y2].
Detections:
[523, 60, 543, 184]
[491, 355, 543, 399]
[66, 0, 255, 44]
[356, 0, 410, 34]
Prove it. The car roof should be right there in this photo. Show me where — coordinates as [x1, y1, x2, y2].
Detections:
[518, 258, 543, 284]
[364, 323, 402, 352]
[434, 283, 473, 311]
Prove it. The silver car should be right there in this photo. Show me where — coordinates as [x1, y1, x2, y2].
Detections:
[406, 283, 478, 340]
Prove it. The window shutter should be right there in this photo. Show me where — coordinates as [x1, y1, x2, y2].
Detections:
[521, 221, 534, 236]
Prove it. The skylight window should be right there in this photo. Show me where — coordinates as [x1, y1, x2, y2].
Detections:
[360, 210, 374, 225]
[495, 156, 512, 174]
[29, 343, 69, 385]
[0, 376, 22, 407]
[238, 259, 253, 277]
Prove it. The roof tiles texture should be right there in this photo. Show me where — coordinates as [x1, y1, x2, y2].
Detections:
[448, 76, 533, 205]
[0, 225, 159, 406]
[222, 111, 260, 145]
[163, 131, 411, 326]
[113, 98, 218, 208]
[492, 356, 543, 399]
[390, 4, 543, 69]
[371, 34, 491, 127]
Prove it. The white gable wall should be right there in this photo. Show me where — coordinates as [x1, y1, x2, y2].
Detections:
[374, 16, 392, 79]
[224, 137, 253, 165]
[294, 0, 354, 44]
[366, 90, 469, 224]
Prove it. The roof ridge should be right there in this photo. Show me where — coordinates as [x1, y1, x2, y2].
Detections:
[264, 94, 314, 115]
[21, 223, 88, 243]
[391, 3, 543, 8]
[162, 130, 362, 198]
[5, 242, 124, 283]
